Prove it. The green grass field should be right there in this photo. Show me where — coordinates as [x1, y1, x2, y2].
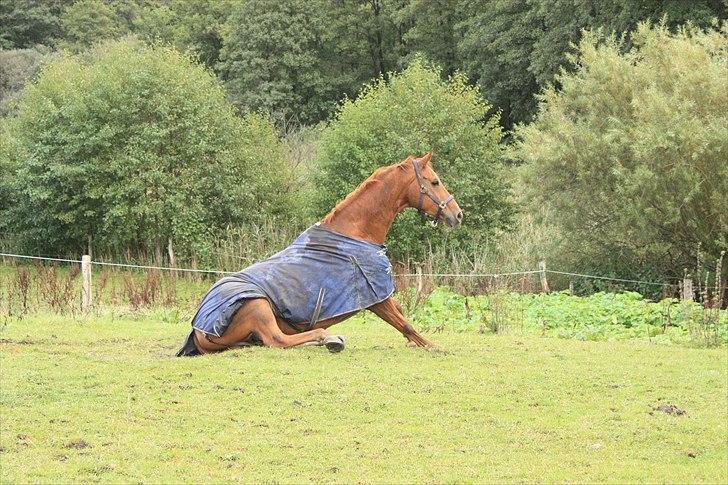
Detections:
[1, 311, 726, 484]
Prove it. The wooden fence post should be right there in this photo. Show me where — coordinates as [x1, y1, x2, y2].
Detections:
[167, 238, 177, 279]
[191, 255, 200, 283]
[539, 260, 550, 293]
[81, 255, 92, 311]
[681, 277, 693, 301]
[416, 266, 423, 295]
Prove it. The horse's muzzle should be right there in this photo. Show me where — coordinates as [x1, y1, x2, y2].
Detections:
[443, 210, 463, 228]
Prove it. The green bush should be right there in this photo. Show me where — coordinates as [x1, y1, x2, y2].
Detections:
[2, 38, 292, 263]
[313, 60, 514, 260]
[410, 287, 727, 346]
[516, 22, 728, 282]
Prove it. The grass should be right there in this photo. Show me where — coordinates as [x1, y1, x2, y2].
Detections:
[1, 311, 726, 483]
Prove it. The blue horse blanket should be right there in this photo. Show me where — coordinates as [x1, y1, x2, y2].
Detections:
[177, 224, 394, 356]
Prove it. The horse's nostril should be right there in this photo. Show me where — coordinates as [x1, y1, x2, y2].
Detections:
[456, 211, 463, 222]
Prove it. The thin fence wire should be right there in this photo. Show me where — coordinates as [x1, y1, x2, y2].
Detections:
[0, 252, 692, 288]
[546, 270, 671, 287]
[401, 270, 544, 278]
[0, 252, 225, 274]
[0, 253, 82, 264]
[92, 261, 227, 275]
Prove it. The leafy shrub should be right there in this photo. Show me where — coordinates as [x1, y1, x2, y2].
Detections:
[313, 59, 514, 261]
[516, 22, 728, 282]
[2, 38, 293, 263]
[409, 287, 727, 346]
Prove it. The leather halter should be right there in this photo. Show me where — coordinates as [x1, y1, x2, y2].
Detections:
[412, 158, 455, 226]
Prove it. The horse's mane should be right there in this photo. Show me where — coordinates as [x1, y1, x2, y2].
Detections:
[322, 162, 408, 222]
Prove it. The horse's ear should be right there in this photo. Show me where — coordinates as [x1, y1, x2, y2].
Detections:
[420, 152, 433, 167]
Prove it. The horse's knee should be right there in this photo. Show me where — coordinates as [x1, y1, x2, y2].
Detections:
[401, 323, 415, 336]
[269, 332, 286, 347]
[254, 328, 285, 348]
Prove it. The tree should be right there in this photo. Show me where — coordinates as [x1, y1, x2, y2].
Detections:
[58, 0, 128, 51]
[459, 0, 728, 129]
[458, 0, 540, 129]
[0, 46, 53, 116]
[0, 0, 72, 49]
[0, 120, 18, 242]
[3, 38, 292, 261]
[516, 22, 728, 281]
[332, 0, 405, 81]
[54, 0, 233, 68]
[220, 0, 413, 124]
[167, 0, 232, 70]
[313, 60, 513, 260]
[219, 0, 340, 124]
[314, 0, 441, 118]
[396, 0, 465, 76]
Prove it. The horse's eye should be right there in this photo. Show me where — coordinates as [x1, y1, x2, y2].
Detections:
[432, 180, 440, 186]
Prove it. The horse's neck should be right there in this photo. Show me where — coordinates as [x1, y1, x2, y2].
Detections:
[321, 169, 407, 244]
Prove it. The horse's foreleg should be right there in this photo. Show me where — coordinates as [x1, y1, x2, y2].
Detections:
[257, 319, 346, 352]
[369, 297, 435, 348]
[256, 319, 328, 348]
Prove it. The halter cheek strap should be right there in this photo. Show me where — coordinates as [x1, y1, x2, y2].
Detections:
[412, 159, 455, 226]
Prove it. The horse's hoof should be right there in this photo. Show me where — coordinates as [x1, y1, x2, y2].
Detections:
[324, 335, 345, 353]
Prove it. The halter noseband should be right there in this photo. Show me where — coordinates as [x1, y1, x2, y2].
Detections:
[412, 158, 455, 227]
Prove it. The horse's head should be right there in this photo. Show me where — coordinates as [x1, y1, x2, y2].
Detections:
[401, 152, 463, 228]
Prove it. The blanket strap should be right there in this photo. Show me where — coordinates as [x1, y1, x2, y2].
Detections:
[308, 287, 326, 330]
[289, 287, 326, 333]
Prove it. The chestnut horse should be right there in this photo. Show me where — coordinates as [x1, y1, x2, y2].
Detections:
[191, 152, 462, 354]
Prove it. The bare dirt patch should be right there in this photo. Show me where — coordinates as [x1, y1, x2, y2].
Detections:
[654, 404, 686, 416]
[65, 439, 91, 449]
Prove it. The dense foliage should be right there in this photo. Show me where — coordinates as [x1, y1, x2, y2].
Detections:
[0, 0, 232, 68]
[219, 0, 340, 125]
[314, 60, 513, 260]
[58, 0, 126, 51]
[0, 46, 52, 115]
[0, 121, 15, 235]
[2, 39, 292, 262]
[413, 287, 727, 346]
[0, 0, 71, 49]
[4, 0, 723, 128]
[517, 23, 728, 282]
[459, 0, 726, 128]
